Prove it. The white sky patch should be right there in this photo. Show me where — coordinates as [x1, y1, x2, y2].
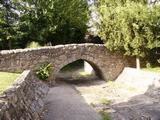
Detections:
[149, 0, 160, 4]
[88, 0, 94, 5]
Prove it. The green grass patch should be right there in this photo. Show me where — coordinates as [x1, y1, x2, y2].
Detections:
[99, 111, 111, 120]
[99, 98, 111, 105]
[26, 41, 41, 48]
[143, 67, 160, 73]
[0, 72, 20, 94]
[61, 60, 84, 72]
[79, 71, 92, 77]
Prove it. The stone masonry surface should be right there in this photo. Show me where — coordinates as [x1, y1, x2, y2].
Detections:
[0, 70, 49, 120]
[0, 44, 135, 84]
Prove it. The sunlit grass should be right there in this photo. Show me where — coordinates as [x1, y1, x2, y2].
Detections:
[99, 98, 111, 105]
[0, 72, 20, 94]
[143, 67, 160, 73]
[26, 41, 41, 48]
[61, 60, 84, 72]
[79, 71, 92, 77]
[99, 111, 111, 120]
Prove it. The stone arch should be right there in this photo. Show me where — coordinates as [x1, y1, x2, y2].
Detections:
[49, 49, 122, 85]
[54, 58, 104, 81]
[0, 44, 135, 85]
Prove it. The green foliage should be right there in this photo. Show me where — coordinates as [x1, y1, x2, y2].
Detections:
[96, 0, 160, 58]
[146, 62, 152, 68]
[36, 63, 51, 81]
[157, 59, 160, 64]
[99, 111, 111, 120]
[145, 49, 160, 66]
[61, 59, 84, 72]
[143, 67, 160, 73]
[26, 41, 41, 48]
[0, 0, 89, 50]
[99, 98, 111, 105]
[0, 0, 19, 50]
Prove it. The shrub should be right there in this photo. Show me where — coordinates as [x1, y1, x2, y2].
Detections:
[26, 41, 41, 48]
[99, 110, 111, 120]
[36, 63, 51, 81]
[157, 59, 160, 64]
[146, 62, 152, 68]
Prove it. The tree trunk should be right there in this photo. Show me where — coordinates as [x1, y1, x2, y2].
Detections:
[8, 40, 11, 50]
[136, 56, 140, 70]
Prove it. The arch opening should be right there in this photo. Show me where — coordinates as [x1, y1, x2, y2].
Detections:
[55, 59, 104, 83]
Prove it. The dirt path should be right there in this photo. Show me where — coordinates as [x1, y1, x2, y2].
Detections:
[43, 68, 160, 120]
[43, 83, 102, 120]
[72, 68, 160, 120]
[43, 79, 160, 120]
[74, 80, 160, 120]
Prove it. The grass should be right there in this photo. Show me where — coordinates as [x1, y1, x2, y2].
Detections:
[26, 41, 41, 48]
[99, 98, 111, 105]
[99, 111, 111, 120]
[143, 67, 160, 73]
[90, 98, 111, 108]
[61, 60, 84, 72]
[79, 71, 92, 77]
[0, 72, 20, 94]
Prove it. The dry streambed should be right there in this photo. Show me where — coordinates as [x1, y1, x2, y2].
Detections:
[44, 68, 160, 120]
[73, 68, 160, 120]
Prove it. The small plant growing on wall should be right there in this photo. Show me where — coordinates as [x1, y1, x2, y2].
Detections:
[36, 63, 51, 81]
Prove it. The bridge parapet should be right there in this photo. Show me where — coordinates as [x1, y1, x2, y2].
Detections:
[0, 43, 135, 83]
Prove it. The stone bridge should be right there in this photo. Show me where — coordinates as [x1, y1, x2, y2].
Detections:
[0, 44, 134, 84]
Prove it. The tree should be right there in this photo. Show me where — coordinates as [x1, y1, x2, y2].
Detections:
[0, 0, 19, 49]
[17, 0, 89, 46]
[0, 0, 89, 49]
[96, 0, 160, 69]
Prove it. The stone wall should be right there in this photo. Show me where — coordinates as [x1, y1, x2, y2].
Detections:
[0, 44, 135, 84]
[0, 70, 49, 120]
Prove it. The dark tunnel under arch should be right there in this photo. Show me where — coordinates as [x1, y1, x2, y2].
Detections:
[55, 59, 104, 82]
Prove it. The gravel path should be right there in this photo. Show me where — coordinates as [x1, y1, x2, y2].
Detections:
[43, 83, 101, 120]
[43, 68, 160, 120]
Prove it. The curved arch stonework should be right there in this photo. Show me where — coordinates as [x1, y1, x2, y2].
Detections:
[0, 44, 135, 84]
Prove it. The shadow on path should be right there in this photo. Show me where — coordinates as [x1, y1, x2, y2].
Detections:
[43, 82, 101, 120]
[108, 84, 160, 120]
